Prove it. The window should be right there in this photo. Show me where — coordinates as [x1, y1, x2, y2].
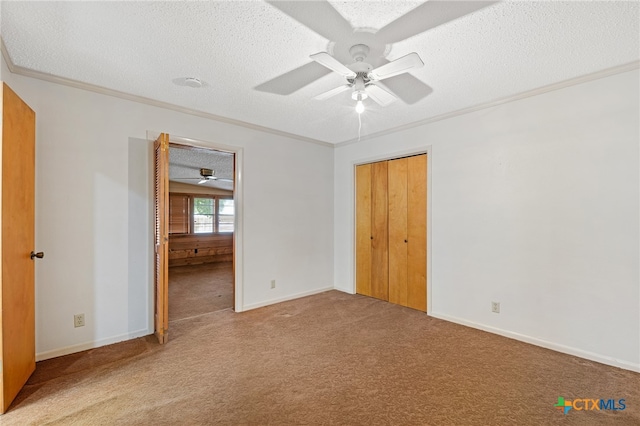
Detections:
[169, 193, 234, 234]
[193, 197, 215, 233]
[218, 198, 234, 233]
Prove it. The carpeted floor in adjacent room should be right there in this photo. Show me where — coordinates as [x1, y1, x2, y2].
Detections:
[4, 290, 639, 425]
[168, 261, 234, 321]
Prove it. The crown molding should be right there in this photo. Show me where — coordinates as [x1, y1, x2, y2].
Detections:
[0, 38, 333, 148]
[1, 38, 16, 73]
[3, 37, 637, 150]
[335, 60, 640, 148]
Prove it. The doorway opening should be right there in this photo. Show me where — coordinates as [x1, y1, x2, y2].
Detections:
[167, 144, 235, 322]
[152, 132, 243, 344]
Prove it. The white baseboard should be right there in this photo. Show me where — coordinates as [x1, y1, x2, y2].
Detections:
[334, 286, 356, 295]
[241, 287, 334, 312]
[430, 312, 640, 373]
[36, 328, 152, 362]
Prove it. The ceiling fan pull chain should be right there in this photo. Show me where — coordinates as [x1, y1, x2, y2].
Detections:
[358, 113, 362, 142]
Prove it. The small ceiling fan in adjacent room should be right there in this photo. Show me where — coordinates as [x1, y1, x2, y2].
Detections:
[180, 168, 233, 185]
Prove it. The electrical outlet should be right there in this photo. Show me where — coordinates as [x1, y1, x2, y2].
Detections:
[270, 279, 276, 289]
[491, 302, 500, 314]
[74, 313, 85, 328]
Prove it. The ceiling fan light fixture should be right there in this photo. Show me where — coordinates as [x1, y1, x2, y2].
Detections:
[351, 88, 368, 101]
[354, 92, 366, 114]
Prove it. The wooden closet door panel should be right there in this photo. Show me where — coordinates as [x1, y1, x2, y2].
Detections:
[388, 158, 408, 306]
[407, 154, 427, 312]
[355, 164, 372, 297]
[370, 161, 389, 301]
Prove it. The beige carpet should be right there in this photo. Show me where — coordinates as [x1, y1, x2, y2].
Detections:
[4, 291, 639, 425]
[169, 262, 234, 321]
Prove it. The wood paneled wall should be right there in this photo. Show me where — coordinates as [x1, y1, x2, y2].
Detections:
[168, 234, 233, 267]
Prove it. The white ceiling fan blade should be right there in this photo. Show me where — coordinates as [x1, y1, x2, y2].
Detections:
[310, 52, 356, 78]
[376, 1, 497, 44]
[266, 1, 353, 42]
[366, 84, 398, 107]
[314, 84, 352, 101]
[198, 179, 208, 184]
[216, 178, 234, 182]
[255, 62, 332, 95]
[368, 53, 424, 81]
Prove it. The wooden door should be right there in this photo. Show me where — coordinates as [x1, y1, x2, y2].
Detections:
[406, 154, 427, 311]
[356, 160, 389, 301]
[355, 164, 372, 296]
[0, 83, 36, 413]
[154, 133, 169, 343]
[370, 161, 389, 301]
[388, 157, 408, 306]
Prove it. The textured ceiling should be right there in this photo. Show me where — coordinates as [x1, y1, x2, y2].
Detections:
[1, 1, 638, 144]
[169, 146, 234, 191]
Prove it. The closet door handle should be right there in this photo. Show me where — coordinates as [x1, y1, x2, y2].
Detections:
[371, 236, 373, 240]
[404, 239, 408, 243]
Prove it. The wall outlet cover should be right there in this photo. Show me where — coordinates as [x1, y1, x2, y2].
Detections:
[74, 313, 85, 327]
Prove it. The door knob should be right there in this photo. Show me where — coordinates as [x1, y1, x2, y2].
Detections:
[30, 251, 44, 260]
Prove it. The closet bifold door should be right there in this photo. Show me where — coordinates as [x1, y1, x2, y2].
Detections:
[388, 154, 427, 311]
[388, 158, 409, 306]
[407, 154, 427, 311]
[356, 155, 424, 308]
[355, 164, 372, 297]
[370, 161, 389, 301]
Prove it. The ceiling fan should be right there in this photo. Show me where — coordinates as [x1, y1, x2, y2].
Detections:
[310, 44, 423, 111]
[181, 168, 233, 185]
[257, 1, 497, 108]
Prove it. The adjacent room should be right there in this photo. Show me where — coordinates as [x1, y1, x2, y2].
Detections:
[167, 146, 236, 321]
[0, 1, 638, 424]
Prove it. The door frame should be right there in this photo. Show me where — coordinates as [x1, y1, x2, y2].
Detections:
[351, 146, 432, 314]
[148, 131, 245, 323]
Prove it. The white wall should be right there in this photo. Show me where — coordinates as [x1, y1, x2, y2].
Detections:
[335, 69, 640, 371]
[4, 69, 334, 360]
